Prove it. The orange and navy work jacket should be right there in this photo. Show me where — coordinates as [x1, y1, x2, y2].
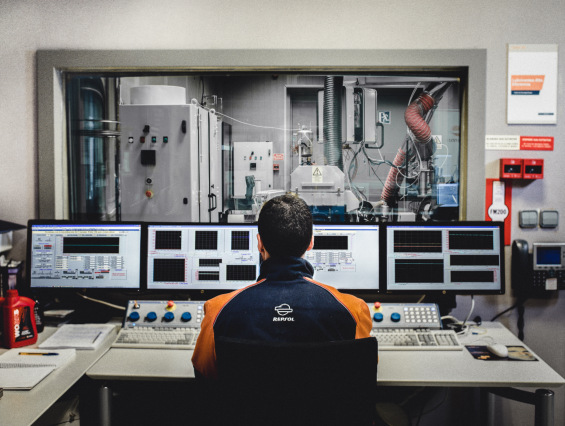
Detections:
[191, 256, 372, 379]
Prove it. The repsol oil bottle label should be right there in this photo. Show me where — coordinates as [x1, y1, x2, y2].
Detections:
[13, 306, 35, 342]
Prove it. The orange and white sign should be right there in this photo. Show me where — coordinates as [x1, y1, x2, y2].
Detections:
[507, 45, 557, 124]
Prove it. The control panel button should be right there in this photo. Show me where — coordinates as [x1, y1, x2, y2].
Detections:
[373, 312, 384, 322]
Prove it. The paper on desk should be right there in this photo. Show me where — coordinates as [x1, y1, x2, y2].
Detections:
[39, 324, 116, 350]
[0, 348, 76, 390]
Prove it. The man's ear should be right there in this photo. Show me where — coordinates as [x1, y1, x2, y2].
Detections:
[257, 234, 269, 260]
[306, 235, 314, 252]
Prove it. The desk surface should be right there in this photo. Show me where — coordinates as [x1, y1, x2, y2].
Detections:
[0, 326, 117, 426]
[87, 322, 565, 388]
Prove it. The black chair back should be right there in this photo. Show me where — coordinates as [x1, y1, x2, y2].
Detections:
[215, 336, 378, 426]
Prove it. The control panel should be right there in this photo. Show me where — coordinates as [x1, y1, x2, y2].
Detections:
[122, 300, 205, 329]
[367, 302, 442, 330]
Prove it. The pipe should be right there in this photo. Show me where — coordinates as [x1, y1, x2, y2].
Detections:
[404, 92, 435, 143]
[380, 146, 406, 204]
[323, 76, 344, 170]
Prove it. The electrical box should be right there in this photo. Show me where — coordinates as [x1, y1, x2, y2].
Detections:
[233, 142, 274, 198]
[500, 158, 523, 179]
[120, 103, 222, 222]
[523, 159, 544, 179]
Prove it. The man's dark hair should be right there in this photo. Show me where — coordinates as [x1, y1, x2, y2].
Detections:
[257, 194, 313, 258]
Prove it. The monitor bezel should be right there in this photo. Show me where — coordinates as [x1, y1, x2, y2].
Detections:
[311, 222, 381, 295]
[25, 219, 145, 294]
[381, 221, 505, 295]
[144, 222, 262, 293]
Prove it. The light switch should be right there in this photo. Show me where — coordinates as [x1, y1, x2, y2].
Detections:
[540, 210, 558, 228]
[519, 210, 538, 228]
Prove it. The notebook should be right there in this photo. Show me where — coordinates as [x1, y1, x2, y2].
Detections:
[0, 348, 76, 390]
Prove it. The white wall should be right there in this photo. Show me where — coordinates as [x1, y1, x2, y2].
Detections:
[1, 1, 564, 424]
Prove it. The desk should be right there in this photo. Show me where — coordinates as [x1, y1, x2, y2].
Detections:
[87, 322, 564, 425]
[0, 326, 117, 426]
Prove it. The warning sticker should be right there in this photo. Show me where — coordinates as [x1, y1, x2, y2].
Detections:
[312, 167, 323, 183]
[520, 136, 554, 151]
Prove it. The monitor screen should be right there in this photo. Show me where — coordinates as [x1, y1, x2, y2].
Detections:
[533, 243, 565, 269]
[146, 223, 260, 291]
[28, 221, 142, 290]
[384, 222, 504, 294]
[306, 223, 380, 291]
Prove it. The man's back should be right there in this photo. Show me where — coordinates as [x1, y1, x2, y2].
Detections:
[192, 256, 372, 379]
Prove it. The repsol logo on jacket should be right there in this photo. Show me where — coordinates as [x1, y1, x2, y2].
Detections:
[273, 304, 295, 322]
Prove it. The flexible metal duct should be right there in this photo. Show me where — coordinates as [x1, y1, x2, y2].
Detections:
[323, 76, 344, 170]
[380, 145, 407, 204]
[404, 92, 435, 143]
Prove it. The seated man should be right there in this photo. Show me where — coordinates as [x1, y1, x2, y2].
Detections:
[191, 193, 372, 379]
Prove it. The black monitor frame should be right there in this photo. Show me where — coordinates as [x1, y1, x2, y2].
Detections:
[310, 222, 380, 295]
[25, 220, 145, 295]
[145, 222, 261, 293]
[381, 221, 505, 295]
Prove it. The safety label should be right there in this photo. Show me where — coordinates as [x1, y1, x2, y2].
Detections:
[312, 167, 323, 183]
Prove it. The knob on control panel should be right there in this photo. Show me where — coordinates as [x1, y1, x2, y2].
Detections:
[391, 312, 401, 322]
[373, 312, 384, 322]
[128, 311, 140, 322]
[163, 311, 175, 322]
[146, 312, 157, 322]
[181, 312, 192, 322]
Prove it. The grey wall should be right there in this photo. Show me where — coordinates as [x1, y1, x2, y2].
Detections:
[1, 1, 564, 425]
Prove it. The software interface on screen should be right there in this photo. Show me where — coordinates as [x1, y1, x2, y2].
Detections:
[305, 223, 380, 291]
[146, 224, 260, 290]
[385, 224, 503, 293]
[29, 223, 142, 289]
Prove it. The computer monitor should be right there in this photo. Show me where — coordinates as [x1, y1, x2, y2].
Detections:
[146, 223, 260, 291]
[383, 222, 504, 294]
[307, 223, 380, 292]
[27, 221, 143, 290]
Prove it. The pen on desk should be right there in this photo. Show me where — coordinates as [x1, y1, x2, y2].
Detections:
[19, 352, 59, 356]
[92, 331, 102, 343]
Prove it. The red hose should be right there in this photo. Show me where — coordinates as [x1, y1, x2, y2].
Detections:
[380, 147, 406, 203]
[404, 93, 435, 143]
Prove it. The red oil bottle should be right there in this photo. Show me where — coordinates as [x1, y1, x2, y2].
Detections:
[2, 290, 37, 348]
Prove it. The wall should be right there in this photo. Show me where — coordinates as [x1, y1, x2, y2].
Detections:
[0, 1, 563, 424]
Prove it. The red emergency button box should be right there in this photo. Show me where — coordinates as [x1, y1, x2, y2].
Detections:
[500, 158, 523, 179]
[523, 159, 544, 179]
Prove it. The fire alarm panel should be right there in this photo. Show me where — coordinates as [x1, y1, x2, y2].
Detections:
[500, 158, 523, 179]
[523, 159, 544, 179]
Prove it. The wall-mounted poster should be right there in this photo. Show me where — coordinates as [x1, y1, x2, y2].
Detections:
[507, 44, 558, 125]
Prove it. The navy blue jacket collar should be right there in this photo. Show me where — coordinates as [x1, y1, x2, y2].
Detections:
[257, 256, 314, 282]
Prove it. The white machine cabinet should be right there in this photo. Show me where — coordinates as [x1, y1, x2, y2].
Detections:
[120, 103, 221, 222]
[233, 141, 274, 198]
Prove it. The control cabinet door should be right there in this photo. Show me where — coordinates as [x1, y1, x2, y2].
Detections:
[119, 104, 200, 221]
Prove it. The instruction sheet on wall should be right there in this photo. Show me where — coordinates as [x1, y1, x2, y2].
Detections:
[507, 44, 558, 124]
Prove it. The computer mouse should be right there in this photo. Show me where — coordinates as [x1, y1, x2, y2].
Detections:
[486, 343, 508, 358]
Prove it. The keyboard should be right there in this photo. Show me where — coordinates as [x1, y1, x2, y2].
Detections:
[113, 327, 200, 349]
[371, 328, 463, 351]
[112, 300, 204, 349]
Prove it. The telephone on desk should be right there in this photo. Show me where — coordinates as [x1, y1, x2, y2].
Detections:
[512, 240, 565, 295]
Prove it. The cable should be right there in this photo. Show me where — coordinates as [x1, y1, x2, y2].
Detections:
[75, 292, 126, 311]
[490, 297, 527, 322]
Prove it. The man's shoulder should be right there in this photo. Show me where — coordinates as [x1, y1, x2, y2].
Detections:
[303, 277, 367, 311]
[204, 280, 266, 313]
